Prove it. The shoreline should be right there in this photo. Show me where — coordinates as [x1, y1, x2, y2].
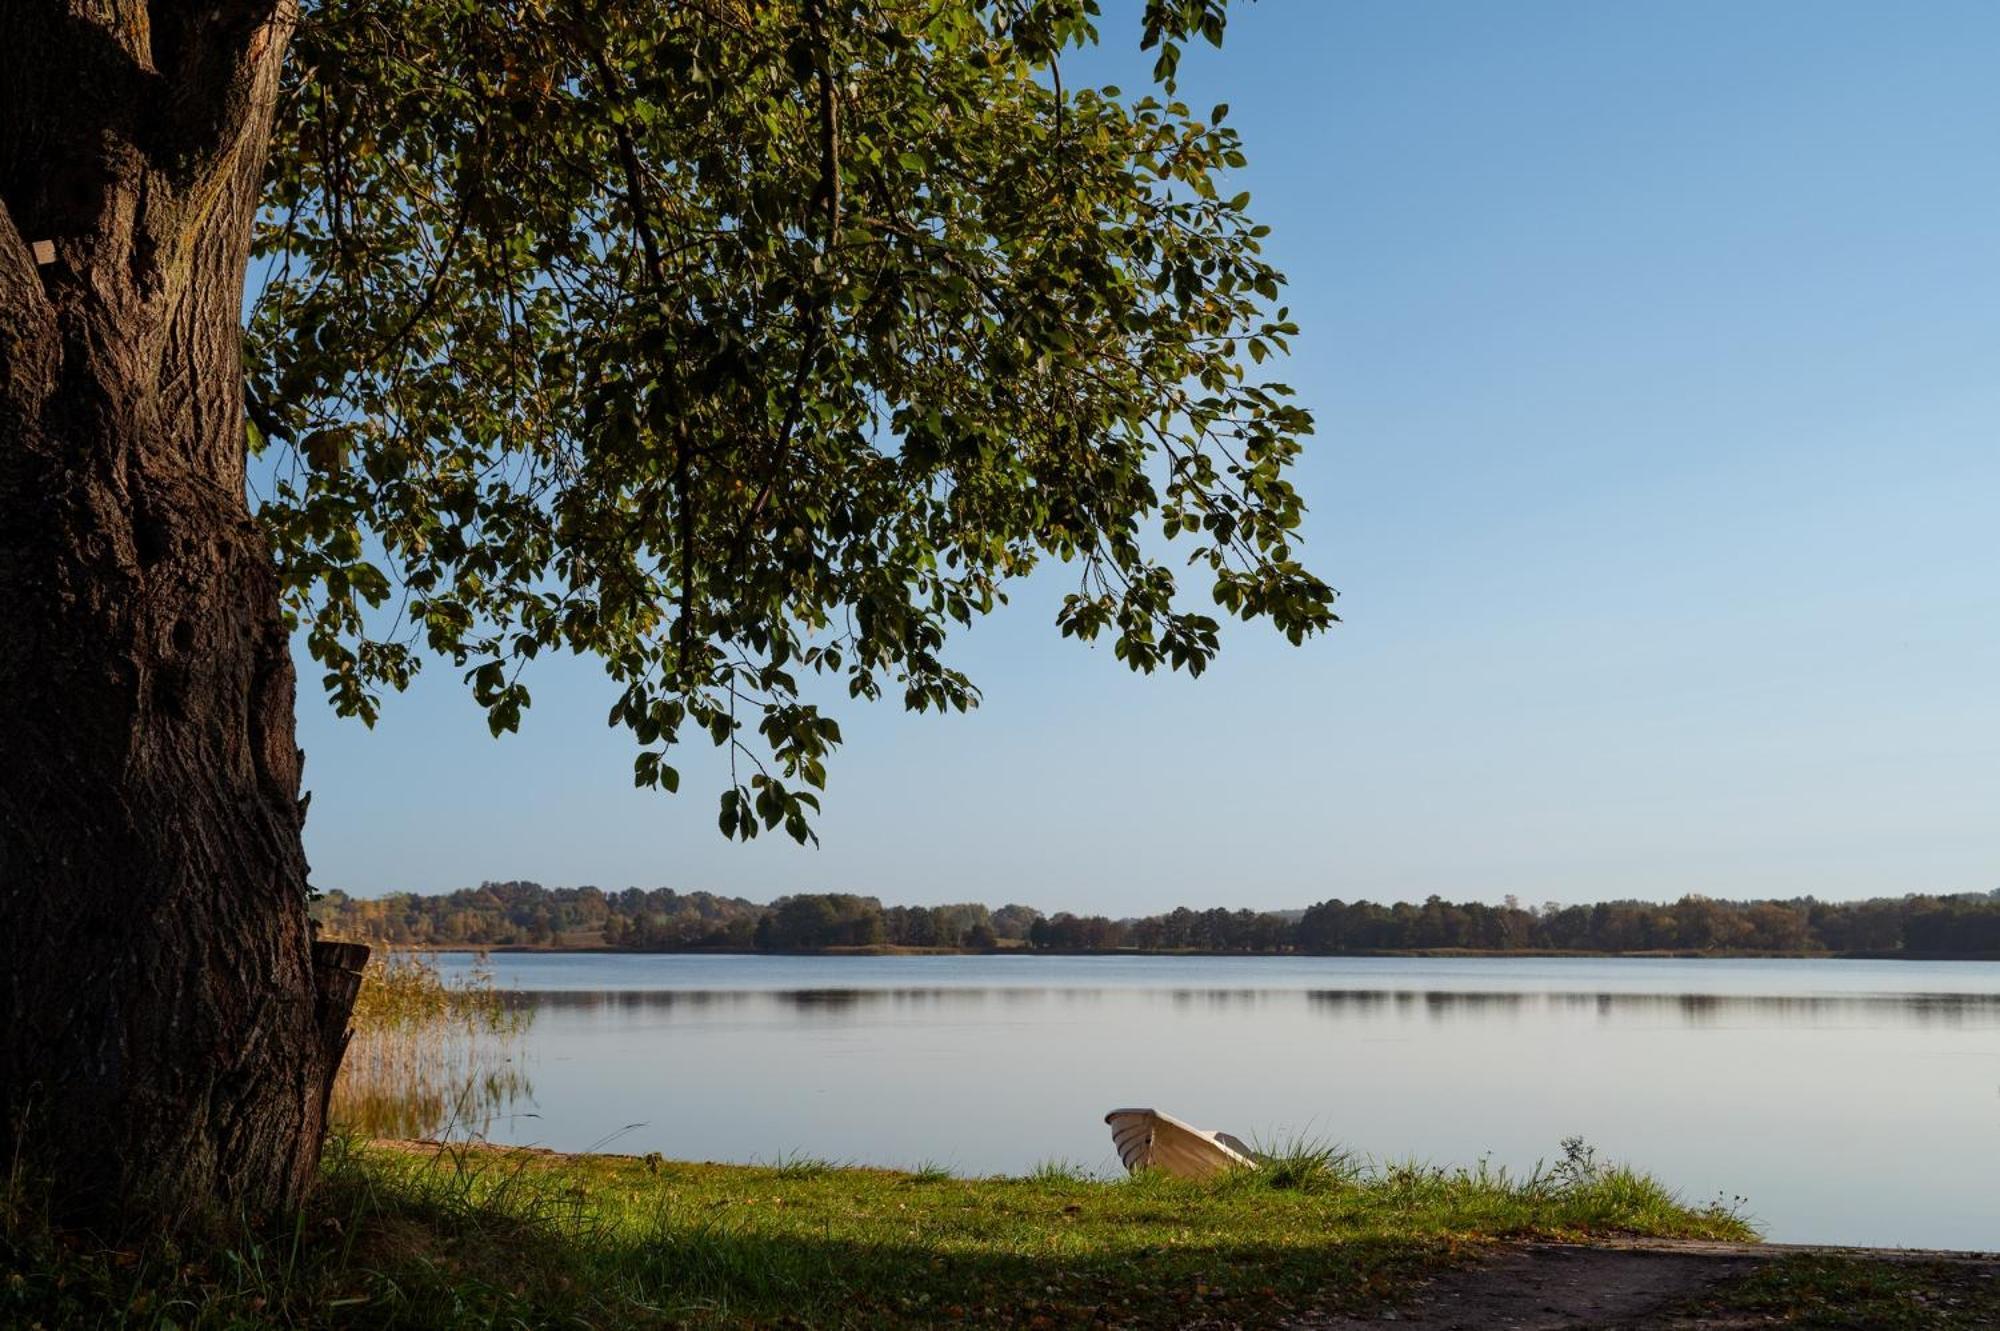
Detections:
[370, 1138, 2000, 1261]
[24, 1133, 1990, 1328]
[347, 1140, 1998, 1329]
[362, 942, 2000, 961]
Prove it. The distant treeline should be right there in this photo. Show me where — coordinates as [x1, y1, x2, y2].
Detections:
[312, 882, 2000, 957]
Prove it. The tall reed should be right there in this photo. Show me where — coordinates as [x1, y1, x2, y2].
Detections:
[330, 950, 532, 1140]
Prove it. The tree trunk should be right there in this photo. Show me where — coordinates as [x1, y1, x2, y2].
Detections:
[0, 0, 358, 1225]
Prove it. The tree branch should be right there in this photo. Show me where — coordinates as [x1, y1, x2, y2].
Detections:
[571, 3, 698, 678]
[150, 0, 297, 186]
[727, 0, 843, 571]
[804, 0, 841, 237]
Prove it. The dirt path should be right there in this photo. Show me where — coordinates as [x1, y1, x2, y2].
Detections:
[1290, 1240, 2000, 1330]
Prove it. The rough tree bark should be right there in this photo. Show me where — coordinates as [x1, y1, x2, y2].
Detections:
[0, 0, 359, 1224]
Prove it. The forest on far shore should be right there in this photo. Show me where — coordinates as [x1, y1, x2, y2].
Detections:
[312, 882, 2000, 957]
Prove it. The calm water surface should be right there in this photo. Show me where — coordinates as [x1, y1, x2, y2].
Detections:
[435, 953, 2000, 1249]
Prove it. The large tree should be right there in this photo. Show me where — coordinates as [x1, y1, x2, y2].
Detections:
[0, 0, 1333, 1223]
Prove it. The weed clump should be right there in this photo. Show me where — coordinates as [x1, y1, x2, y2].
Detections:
[1249, 1134, 1361, 1192]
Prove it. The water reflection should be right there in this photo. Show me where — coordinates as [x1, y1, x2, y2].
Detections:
[445, 955, 2000, 1247]
[515, 985, 2000, 1028]
[331, 1055, 533, 1140]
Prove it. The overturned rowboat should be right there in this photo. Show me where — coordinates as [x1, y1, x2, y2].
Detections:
[1104, 1107, 1258, 1179]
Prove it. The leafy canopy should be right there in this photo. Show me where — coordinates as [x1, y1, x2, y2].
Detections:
[249, 0, 1335, 844]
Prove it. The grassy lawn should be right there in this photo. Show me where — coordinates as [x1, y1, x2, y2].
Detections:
[3, 1136, 1752, 1328]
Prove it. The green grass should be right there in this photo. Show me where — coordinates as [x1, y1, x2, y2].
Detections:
[765, 1151, 846, 1180]
[1675, 1255, 2000, 1329]
[2, 1136, 1754, 1329]
[1247, 1133, 1361, 1192]
[1023, 1158, 1096, 1185]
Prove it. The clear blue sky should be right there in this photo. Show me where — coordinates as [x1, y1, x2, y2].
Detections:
[297, 1, 2000, 913]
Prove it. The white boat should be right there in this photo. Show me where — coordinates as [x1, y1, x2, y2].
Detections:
[1104, 1107, 1258, 1179]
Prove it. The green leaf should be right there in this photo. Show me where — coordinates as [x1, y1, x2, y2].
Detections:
[254, 0, 1333, 846]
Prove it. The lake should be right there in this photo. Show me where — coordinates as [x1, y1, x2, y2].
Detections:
[432, 953, 1999, 1249]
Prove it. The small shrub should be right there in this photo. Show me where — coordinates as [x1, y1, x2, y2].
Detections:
[1550, 1135, 1601, 1191]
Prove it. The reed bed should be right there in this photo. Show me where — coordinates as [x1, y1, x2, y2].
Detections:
[329, 950, 532, 1140]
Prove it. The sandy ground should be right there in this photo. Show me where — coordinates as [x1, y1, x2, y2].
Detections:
[1290, 1240, 2000, 1330]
